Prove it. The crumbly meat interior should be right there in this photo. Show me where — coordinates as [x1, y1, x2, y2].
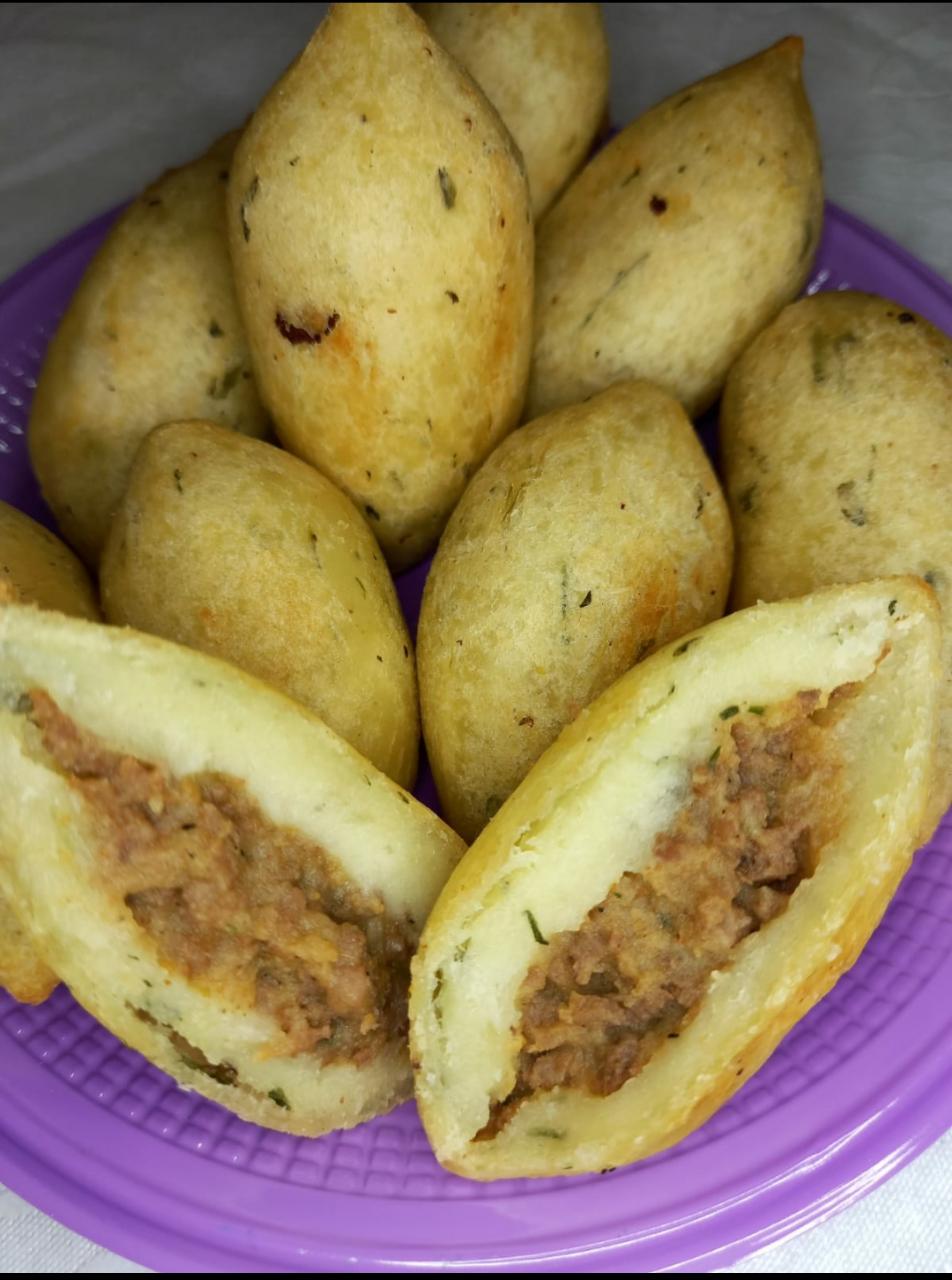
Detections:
[481, 687, 853, 1138]
[28, 690, 412, 1066]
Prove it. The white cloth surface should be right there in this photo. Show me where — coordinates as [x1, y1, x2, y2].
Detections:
[0, 2, 949, 1273]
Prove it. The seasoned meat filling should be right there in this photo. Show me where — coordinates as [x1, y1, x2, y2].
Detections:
[482, 688, 851, 1137]
[28, 690, 412, 1066]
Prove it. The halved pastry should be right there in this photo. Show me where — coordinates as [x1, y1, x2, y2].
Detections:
[0, 604, 464, 1135]
[410, 578, 940, 1178]
[0, 501, 100, 1004]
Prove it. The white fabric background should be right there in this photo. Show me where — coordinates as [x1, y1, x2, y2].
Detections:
[0, 2, 949, 1272]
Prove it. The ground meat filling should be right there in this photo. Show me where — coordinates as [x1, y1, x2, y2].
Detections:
[27, 690, 412, 1067]
[481, 688, 851, 1138]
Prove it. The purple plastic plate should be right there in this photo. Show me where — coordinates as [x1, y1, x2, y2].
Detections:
[0, 204, 950, 1273]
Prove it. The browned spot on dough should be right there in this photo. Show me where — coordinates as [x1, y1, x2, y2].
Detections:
[275, 310, 341, 346]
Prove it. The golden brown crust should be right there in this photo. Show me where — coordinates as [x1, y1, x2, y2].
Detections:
[101, 421, 419, 787]
[528, 36, 822, 420]
[0, 502, 99, 620]
[410, 578, 940, 1178]
[0, 508, 101, 1004]
[416, 3, 610, 218]
[28, 133, 268, 566]
[720, 291, 952, 833]
[0, 604, 465, 1134]
[418, 381, 731, 840]
[227, 2, 533, 569]
[0, 893, 57, 1004]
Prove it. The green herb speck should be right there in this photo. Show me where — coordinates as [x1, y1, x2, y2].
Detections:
[525, 910, 549, 946]
[432, 968, 445, 1025]
[888, 599, 898, 615]
[836, 480, 867, 527]
[178, 1054, 237, 1087]
[268, 1088, 291, 1110]
[529, 1127, 565, 1140]
[502, 482, 526, 521]
[209, 364, 242, 400]
[739, 484, 758, 514]
[438, 168, 456, 209]
[485, 795, 502, 819]
[673, 637, 699, 657]
[811, 330, 829, 383]
[559, 563, 573, 645]
[719, 705, 739, 720]
[239, 175, 259, 241]
[813, 329, 858, 385]
[708, 745, 721, 765]
[799, 218, 814, 262]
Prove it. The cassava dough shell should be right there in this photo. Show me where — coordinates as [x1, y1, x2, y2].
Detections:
[528, 36, 822, 421]
[0, 604, 464, 1135]
[28, 133, 267, 566]
[416, 3, 609, 218]
[101, 421, 419, 788]
[410, 578, 940, 1178]
[227, 2, 533, 569]
[418, 380, 731, 841]
[721, 290, 952, 835]
[0, 502, 100, 1003]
